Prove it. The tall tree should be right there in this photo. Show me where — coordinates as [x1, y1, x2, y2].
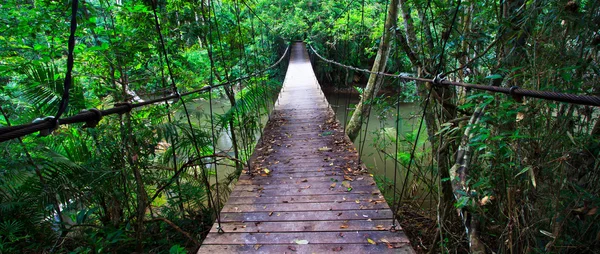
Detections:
[345, 0, 400, 141]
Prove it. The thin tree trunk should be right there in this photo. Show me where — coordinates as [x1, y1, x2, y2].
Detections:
[345, 0, 400, 141]
[449, 105, 487, 254]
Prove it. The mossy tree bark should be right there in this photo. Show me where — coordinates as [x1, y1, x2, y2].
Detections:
[345, 0, 400, 141]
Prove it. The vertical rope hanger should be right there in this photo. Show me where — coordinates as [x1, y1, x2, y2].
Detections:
[155, 29, 186, 216]
[55, 0, 79, 121]
[358, 0, 391, 168]
[202, 0, 225, 233]
[149, 1, 222, 230]
[390, 0, 463, 230]
[208, 1, 252, 173]
[234, 0, 261, 147]
[246, 4, 269, 138]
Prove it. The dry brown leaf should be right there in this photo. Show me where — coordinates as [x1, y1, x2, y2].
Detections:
[268, 211, 273, 216]
[340, 224, 349, 229]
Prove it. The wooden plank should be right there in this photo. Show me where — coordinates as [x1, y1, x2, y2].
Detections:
[235, 175, 376, 185]
[220, 209, 393, 222]
[220, 202, 389, 213]
[231, 180, 376, 191]
[201, 231, 410, 245]
[197, 243, 414, 253]
[225, 193, 385, 204]
[228, 185, 382, 197]
[209, 219, 398, 233]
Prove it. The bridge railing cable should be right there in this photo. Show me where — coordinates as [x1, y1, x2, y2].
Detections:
[308, 44, 600, 107]
[0, 45, 290, 143]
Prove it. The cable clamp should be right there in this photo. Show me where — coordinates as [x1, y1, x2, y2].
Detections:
[509, 86, 523, 103]
[81, 109, 103, 128]
[115, 102, 134, 114]
[32, 116, 58, 137]
[432, 73, 447, 86]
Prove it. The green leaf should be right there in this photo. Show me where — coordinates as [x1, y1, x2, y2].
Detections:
[485, 74, 503, 80]
[514, 166, 531, 178]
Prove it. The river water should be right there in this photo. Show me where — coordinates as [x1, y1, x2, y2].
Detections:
[187, 90, 431, 203]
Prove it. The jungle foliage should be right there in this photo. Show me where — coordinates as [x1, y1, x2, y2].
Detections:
[1, 0, 599, 253]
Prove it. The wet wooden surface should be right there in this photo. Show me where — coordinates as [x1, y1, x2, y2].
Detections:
[197, 42, 414, 253]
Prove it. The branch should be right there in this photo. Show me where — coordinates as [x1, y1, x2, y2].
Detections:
[146, 217, 200, 246]
[150, 153, 240, 203]
[442, 36, 499, 77]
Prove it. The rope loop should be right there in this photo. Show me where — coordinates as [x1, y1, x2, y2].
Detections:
[81, 108, 103, 128]
[509, 86, 524, 103]
[432, 73, 447, 86]
[115, 102, 134, 114]
[32, 116, 58, 137]
[217, 226, 225, 234]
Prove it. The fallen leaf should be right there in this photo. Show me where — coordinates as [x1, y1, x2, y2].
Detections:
[340, 224, 349, 229]
[264, 168, 270, 175]
[344, 175, 354, 181]
[332, 246, 343, 251]
[367, 238, 376, 245]
[254, 244, 262, 250]
[375, 225, 385, 230]
[337, 212, 343, 216]
[288, 246, 297, 251]
[330, 183, 337, 188]
[301, 179, 308, 182]
[381, 239, 393, 248]
[294, 239, 309, 245]
[355, 200, 360, 204]
[318, 146, 332, 151]
[342, 181, 352, 188]
[268, 211, 273, 216]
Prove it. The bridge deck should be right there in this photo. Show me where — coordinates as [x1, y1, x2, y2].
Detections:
[198, 43, 413, 253]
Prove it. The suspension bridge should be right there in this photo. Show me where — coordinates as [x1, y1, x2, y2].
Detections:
[196, 42, 413, 252]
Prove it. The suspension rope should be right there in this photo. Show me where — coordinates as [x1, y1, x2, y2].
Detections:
[47, 0, 79, 133]
[308, 45, 600, 107]
[0, 45, 289, 143]
[150, 3, 221, 224]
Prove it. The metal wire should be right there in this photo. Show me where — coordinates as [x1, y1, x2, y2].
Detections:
[308, 45, 600, 107]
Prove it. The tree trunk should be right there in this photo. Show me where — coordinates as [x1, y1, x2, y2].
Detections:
[345, 0, 400, 141]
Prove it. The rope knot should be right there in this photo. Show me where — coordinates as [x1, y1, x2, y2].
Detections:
[509, 86, 523, 103]
[81, 108, 103, 128]
[115, 102, 134, 114]
[217, 226, 225, 234]
[32, 116, 58, 137]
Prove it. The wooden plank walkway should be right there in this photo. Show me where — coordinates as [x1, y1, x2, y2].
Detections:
[197, 42, 414, 253]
